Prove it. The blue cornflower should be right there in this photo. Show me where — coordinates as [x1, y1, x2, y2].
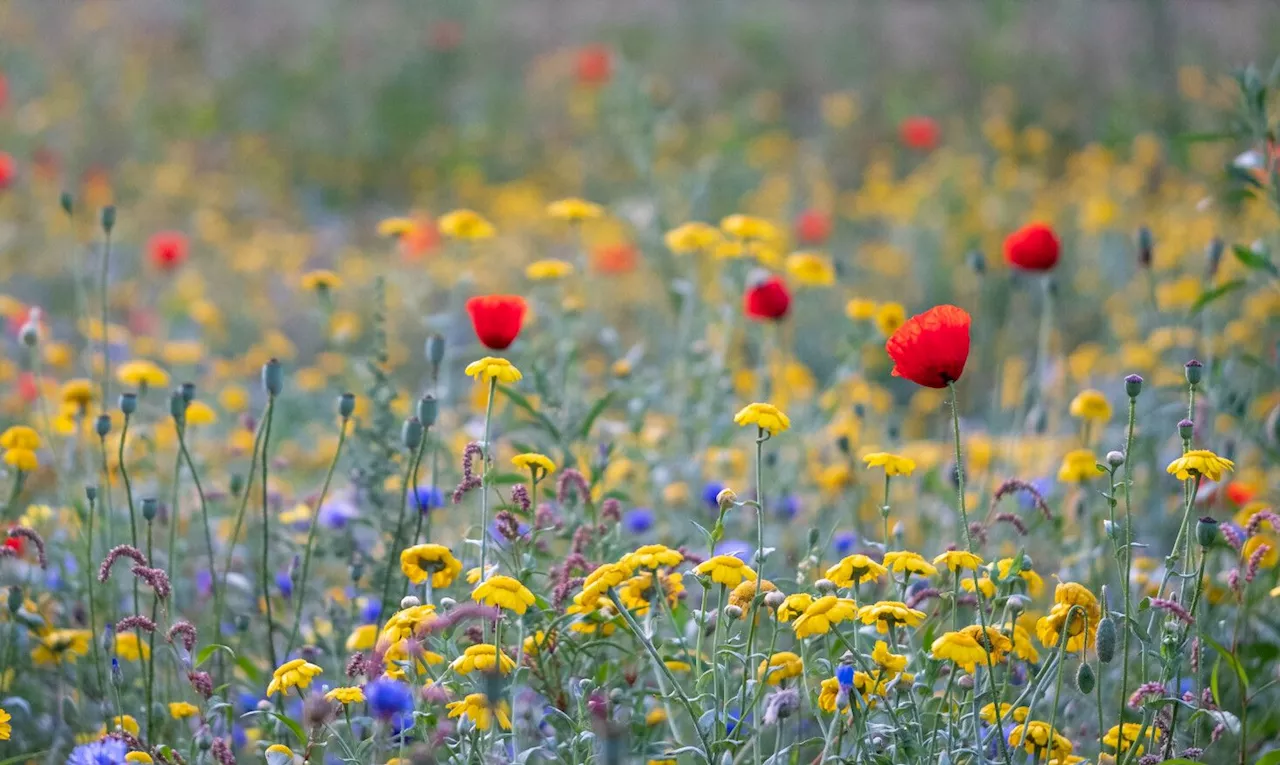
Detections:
[360, 598, 382, 624]
[776, 494, 800, 519]
[67, 738, 128, 764]
[832, 530, 856, 556]
[414, 485, 444, 513]
[835, 664, 855, 688]
[366, 678, 415, 721]
[275, 570, 293, 599]
[702, 482, 726, 511]
[714, 539, 752, 561]
[624, 507, 654, 534]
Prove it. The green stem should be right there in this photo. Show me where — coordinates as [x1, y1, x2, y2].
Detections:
[259, 396, 278, 669]
[177, 426, 220, 653]
[118, 415, 141, 620]
[478, 378, 497, 578]
[85, 492, 105, 704]
[286, 418, 349, 655]
[379, 443, 422, 622]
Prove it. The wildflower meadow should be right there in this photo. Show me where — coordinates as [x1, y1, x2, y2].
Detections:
[1, 3, 1280, 764]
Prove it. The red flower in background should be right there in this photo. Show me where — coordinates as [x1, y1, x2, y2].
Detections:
[899, 116, 940, 151]
[592, 243, 638, 275]
[743, 274, 791, 322]
[885, 304, 971, 388]
[1004, 222, 1060, 271]
[3, 528, 22, 556]
[794, 209, 831, 245]
[576, 44, 613, 86]
[148, 231, 189, 271]
[0, 153, 15, 190]
[1225, 482, 1255, 506]
[466, 295, 528, 350]
[16, 371, 39, 403]
[429, 20, 464, 51]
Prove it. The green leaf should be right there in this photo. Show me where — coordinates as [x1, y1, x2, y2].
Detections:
[489, 472, 528, 486]
[578, 391, 615, 439]
[1202, 634, 1249, 692]
[195, 643, 235, 668]
[235, 655, 263, 684]
[497, 385, 562, 441]
[1256, 752, 1280, 765]
[0, 753, 49, 765]
[1177, 131, 1231, 144]
[1232, 244, 1280, 276]
[1189, 279, 1246, 315]
[269, 711, 308, 745]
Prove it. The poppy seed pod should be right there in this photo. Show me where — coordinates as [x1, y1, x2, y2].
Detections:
[19, 320, 38, 347]
[59, 191, 73, 216]
[181, 382, 196, 404]
[1095, 616, 1117, 663]
[85, 486, 97, 503]
[95, 414, 112, 438]
[169, 389, 187, 422]
[229, 473, 244, 496]
[417, 395, 438, 427]
[1124, 374, 1143, 398]
[1196, 516, 1219, 548]
[1137, 225, 1153, 267]
[338, 392, 356, 419]
[262, 358, 283, 396]
[101, 205, 116, 233]
[401, 417, 424, 451]
[141, 497, 158, 522]
[1185, 359, 1203, 387]
[426, 333, 446, 368]
[119, 392, 137, 416]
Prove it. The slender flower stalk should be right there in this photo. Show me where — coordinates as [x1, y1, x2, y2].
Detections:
[259, 395, 278, 669]
[478, 378, 498, 579]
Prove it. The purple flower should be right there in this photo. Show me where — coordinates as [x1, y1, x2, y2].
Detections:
[414, 486, 444, 513]
[832, 531, 856, 555]
[624, 508, 654, 534]
[319, 493, 360, 529]
[360, 598, 382, 624]
[776, 494, 800, 519]
[714, 539, 752, 561]
[276, 570, 294, 599]
[702, 482, 726, 510]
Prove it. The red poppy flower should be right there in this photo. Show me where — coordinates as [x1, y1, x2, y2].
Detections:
[885, 304, 971, 388]
[0, 152, 15, 190]
[3, 529, 22, 556]
[466, 295, 528, 350]
[1225, 482, 1255, 506]
[1004, 222, 1060, 271]
[575, 44, 613, 86]
[148, 231, 189, 271]
[794, 209, 831, 245]
[899, 116, 940, 151]
[429, 20, 464, 51]
[743, 274, 791, 322]
[16, 371, 39, 403]
[592, 243, 638, 275]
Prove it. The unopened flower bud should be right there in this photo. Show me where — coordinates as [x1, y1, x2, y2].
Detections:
[966, 250, 986, 274]
[1196, 516, 1219, 548]
[19, 321, 38, 347]
[101, 205, 116, 233]
[400, 596, 421, 609]
[1137, 225, 1154, 268]
[723, 604, 743, 619]
[1185, 359, 1203, 387]
[262, 358, 283, 396]
[59, 191, 74, 216]
[401, 417, 424, 451]
[234, 614, 251, 632]
[85, 486, 98, 503]
[1178, 419, 1194, 441]
[763, 591, 785, 609]
[95, 414, 112, 438]
[1096, 617, 1117, 663]
[1006, 594, 1029, 616]
[1205, 237, 1224, 277]
[1075, 662, 1096, 694]
[807, 528, 821, 549]
[338, 392, 355, 419]
[815, 578, 836, 594]
[439, 597, 456, 610]
[170, 389, 187, 422]
[181, 382, 196, 403]
[957, 674, 974, 690]
[716, 488, 737, 511]
[1124, 374, 1143, 398]
[229, 473, 245, 496]
[7, 585, 22, 614]
[141, 497, 158, 522]
[1106, 451, 1125, 469]
[417, 395, 438, 428]
[426, 334, 446, 378]
[119, 392, 137, 416]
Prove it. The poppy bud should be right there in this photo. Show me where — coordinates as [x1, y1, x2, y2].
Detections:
[119, 392, 137, 416]
[101, 205, 116, 233]
[1205, 237, 1224, 278]
[1124, 374, 1143, 398]
[401, 417, 424, 451]
[807, 528, 821, 549]
[1096, 617, 1117, 663]
[1075, 662, 1096, 694]
[1185, 359, 1203, 387]
[85, 486, 98, 503]
[169, 389, 187, 422]
[141, 497, 158, 522]
[1178, 419, 1194, 441]
[181, 382, 196, 403]
[262, 358, 283, 396]
[229, 473, 244, 496]
[7, 585, 21, 613]
[19, 320, 38, 347]
[234, 614, 251, 632]
[417, 395, 438, 427]
[1196, 516, 1219, 548]
[966, 250, 986, 274]
[338, 392, 355, 419]
[95, 414, 112, 438]
[59, 191, 74, 216]
[1137, 226, 1153, 268]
